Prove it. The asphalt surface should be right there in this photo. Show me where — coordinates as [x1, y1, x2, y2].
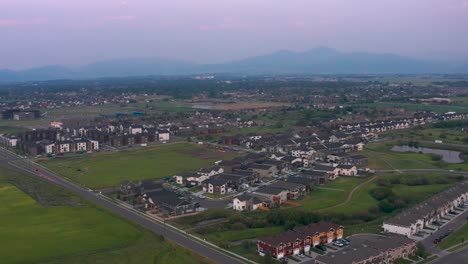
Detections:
[0, 148, 244, 264]
[430, 247, 468, 264]
[420, 202, 468, 257]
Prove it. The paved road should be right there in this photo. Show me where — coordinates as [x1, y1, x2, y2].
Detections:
[430, 247, 468, 264]
[421, 206, 468, 256]
[0, 148, 244, 264]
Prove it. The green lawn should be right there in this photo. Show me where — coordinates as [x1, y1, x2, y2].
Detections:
[205, 226, 284, 243]
[0, 167, 213, 264]
[354, 102, 468, 113]
[38, 143, 238, 189]
[300, 177, 366, 211]
[362, 141, 468, 171]
[438, 223, 468, 250]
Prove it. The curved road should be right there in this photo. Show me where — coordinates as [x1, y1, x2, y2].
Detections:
[0, 148, 244, 264]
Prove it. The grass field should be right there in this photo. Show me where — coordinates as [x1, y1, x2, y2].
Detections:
[383, 127, 468, 145]
[362, 141, 468, 171]
[38, 143, 239, 189]
[354, 102, 468, 113]
[299, 177, 366, 211]
[438, 223, 468, 250]
[0, 167, 212, 264]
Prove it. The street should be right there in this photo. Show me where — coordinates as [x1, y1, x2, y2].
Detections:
[0, 147, 244, 264]
[430, 247, 468, 264]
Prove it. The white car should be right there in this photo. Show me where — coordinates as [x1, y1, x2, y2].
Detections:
[333, 241, 344, 247]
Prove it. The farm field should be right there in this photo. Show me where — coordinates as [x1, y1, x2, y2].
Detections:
[38, 142, 240, 189]
[0, 167, 212, 264]
[383, 127, 468, 145]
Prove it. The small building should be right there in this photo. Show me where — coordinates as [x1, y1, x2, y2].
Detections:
[202, 178, 229, 195]
[335, 164, 358, 176]
[232, 193, 270, 211]
[248, 163, 278, 178]
[255, 186, 289, 203]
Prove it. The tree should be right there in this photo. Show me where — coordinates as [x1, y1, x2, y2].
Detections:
[416, 242, 428, 259]
[263, 251, 274, 264]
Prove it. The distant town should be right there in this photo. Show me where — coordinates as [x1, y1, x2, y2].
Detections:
[1, 75, 468, 264]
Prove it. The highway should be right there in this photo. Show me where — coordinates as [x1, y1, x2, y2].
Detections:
[0, 148, 245, 264]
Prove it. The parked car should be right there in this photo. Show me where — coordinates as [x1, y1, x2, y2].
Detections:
[315, 245, 327, 251]
[333, 241, 344, 247]
[341, 238, 351, 244]
[338, 238, 349, 245]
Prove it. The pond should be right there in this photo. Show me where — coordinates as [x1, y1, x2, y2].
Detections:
[391, 145, 464, 164]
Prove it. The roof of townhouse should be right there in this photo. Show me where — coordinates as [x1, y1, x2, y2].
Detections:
[235, 193, 268, 203]
[313, 164, 336, 172]
[203, 178, 227, 186]
[384, 180, 468, 227]
[148, 190, 189, 207]
[336, 164, 355, 169]
[311, 144, 328, 151]
[329, 152, 347, 157]
[258, 230, 303, 247]
[287, 176, 315, 186]
[255, 186, 287, 196]
[248, 163, 275, 170]
[268, 181, 305, 191]
[231, 169, 257, 177]
[301, 170, 329, 178]
[215, 174, 246, 182]
[293, 222, 342, 235]
[315, 234, 414, 264]
[261, 159, 284, 166]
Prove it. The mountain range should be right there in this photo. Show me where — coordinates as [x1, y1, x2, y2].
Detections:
[1, 47, 467, 82]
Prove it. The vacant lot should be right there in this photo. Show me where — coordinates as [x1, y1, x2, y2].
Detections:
[38, 143, 239, 189]
[0, 167, 212, 264]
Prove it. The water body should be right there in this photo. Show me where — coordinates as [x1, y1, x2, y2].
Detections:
[391, 145, 464, 164]
[192, 104, 213, 110]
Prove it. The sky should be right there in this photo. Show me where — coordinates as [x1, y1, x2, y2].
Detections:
[1, 0, 468, 69]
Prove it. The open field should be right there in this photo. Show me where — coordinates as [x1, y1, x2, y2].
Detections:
[0, 167, 212, 264]
[362, 141, 468, 171]
[383, 127, 468, 145]
[213, 102, 289, 111]
[353, 102, 468, 113]
[38, 143, 240, 189]
[438, 223, 468, 250]
[299, 177, 366, 211]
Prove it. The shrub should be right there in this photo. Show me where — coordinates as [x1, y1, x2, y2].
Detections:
[369, 187, 395, 201]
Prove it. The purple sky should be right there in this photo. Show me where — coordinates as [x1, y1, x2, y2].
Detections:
[1, 0, 468, 69]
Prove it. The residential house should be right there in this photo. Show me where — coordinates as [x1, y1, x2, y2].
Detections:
[202, 178, 229, 195]
[248, 163, 279, 178]
[257, 222, 344, 259]
[232, 193, 270, 211]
